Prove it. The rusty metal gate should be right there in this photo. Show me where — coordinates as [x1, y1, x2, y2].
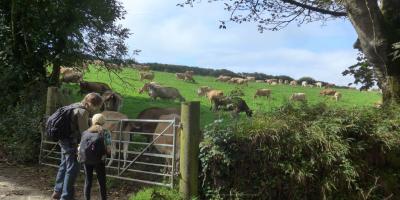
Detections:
[39, 118, 179, 188]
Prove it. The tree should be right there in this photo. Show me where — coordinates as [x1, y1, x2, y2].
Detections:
[342, 51, 378, 91]
[179, 0, 400, 104]
[0, 0, 130, 107]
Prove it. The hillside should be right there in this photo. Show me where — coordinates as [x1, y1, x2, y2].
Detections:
[63, 66, 382, 127]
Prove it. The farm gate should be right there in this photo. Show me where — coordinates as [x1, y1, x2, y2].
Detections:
[39, 118, 179, 188]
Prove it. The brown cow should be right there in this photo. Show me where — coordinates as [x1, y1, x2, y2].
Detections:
[133, 107, 181, 143]
[79, 81, 111, 95]
[320, 89, 337, 96]
[254, 89, 272, 99]
[101, 111, 132, 167]
[153, 114, 181, 173]
[101, 91, 123, 112]
[139, 71, 154, 81]
[60, 72, 83, 83]
[197, 86, 211, 97]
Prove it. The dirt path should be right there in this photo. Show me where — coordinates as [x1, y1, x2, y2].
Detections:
[0, 162, 140, 200]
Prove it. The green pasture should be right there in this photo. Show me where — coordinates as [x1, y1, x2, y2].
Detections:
[62, 66, 382, 127]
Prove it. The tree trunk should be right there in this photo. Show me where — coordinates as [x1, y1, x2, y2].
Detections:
[345, 0, 400, 104]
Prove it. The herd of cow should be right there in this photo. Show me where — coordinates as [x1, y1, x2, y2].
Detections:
[57, 66, 348, 171]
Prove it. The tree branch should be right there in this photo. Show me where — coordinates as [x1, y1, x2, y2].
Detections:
[282, 0, 347, 17]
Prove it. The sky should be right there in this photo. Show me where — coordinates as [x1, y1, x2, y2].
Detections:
[119, 0, 359, 86]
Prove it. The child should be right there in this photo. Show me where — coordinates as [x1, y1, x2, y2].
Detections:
[78, 113, 111, 200]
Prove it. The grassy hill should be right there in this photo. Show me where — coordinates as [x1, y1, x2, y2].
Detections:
[62, 66, 382, 127]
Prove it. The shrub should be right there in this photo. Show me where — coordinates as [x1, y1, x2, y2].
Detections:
[0, 102, 45, 163]
[129, 187, 198, 200]
[199, 103, 400, 199]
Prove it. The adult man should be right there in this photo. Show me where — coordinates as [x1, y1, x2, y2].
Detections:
[52, 93, 103, 200]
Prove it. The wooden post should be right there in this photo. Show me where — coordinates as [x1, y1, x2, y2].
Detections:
[179, 101, 200, 199]
[45, 87, 59, 116]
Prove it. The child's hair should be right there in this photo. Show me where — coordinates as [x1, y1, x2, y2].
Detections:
[92, 113, 106, 125]
[87, 114, 106, 132]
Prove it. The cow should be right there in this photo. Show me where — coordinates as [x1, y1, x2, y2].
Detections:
[60, 72, 83, 83]
[316, 82, 323, 88]
[138, 82, 160, 94]
[256, 80, 264, 83]
[211, 96, 253, 117]
[197, 86, 211, 97]
[290, 93, 306, 101]
[79, 81, 111, 95]
[320, 89, 337, 96]
[334, 92, 342, 101]
[246, 76, 256, 82]
[146, 84, 185, 102]
[254, 89, 272, 99]
[175, 73, 186, 80]
[133, 107, 181, 144]
[101, 111, 132, 167]
[153, 114, 181, 173]
[139, 71, 154, 81]
[290, 80, 297, 86]
[284, 80, 289, 84]
[206, 90, 224, 109]
[301, 81, 308, 87]
[101, 91, 123, 112]
[216, 75, 231, 82]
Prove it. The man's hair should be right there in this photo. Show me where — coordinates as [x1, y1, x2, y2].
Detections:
[81, 93, 103, 108]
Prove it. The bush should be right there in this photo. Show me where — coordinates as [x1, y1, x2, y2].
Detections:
[199, 103, 400, 199]
[130, 187, 198, 200]
[0, 102, 45, 163]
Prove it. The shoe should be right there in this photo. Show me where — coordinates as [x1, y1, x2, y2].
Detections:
[52, 191, 61, 199]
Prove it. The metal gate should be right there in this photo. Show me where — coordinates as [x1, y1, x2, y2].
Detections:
[39, 118, 179, 188]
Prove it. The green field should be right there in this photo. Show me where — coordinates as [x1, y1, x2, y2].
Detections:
[63, 66, 382, 127]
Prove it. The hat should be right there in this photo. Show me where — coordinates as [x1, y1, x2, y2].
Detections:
[92, 114, 106, 125]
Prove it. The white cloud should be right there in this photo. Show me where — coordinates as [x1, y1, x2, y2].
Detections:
[118, 0, 358, 86]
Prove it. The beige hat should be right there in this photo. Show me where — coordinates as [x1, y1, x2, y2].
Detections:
[92, 113, 106, 125]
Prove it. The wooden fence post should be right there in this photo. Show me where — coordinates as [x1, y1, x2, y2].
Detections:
[179, 101, 200, 199]
[45, 87, 59, 116]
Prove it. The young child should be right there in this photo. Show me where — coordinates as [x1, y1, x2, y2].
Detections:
[78, 113, 111, 200]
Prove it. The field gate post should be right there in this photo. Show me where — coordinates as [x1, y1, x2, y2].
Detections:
[45, 86, 59, 116]
[179, 101, 200, 199]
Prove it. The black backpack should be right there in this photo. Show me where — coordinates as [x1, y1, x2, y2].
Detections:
[45, 104, 82, 141]
[78, 131, 106, 165]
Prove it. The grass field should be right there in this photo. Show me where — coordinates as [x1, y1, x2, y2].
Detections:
[62, 66, 382, 127]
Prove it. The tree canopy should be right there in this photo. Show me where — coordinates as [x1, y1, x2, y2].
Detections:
[0, 0, 131, 107]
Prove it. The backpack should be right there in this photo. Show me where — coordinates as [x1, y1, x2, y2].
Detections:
[78, 131, 106, 165]
[45, 104, 83, 141]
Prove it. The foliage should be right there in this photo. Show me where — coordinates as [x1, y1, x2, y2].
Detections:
[199, 103, 400, 199]
[129, 187, 197, 200]
[0, 101, 45, 163]
[392, 42, 400, 61]
[342, 52, 378, 91]
[297, 76, 317, 84]
[229, 87, 245, 97]
[0, 0, 131, 106]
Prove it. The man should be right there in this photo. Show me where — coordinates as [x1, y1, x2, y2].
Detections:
[52, 93, 103, 200]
